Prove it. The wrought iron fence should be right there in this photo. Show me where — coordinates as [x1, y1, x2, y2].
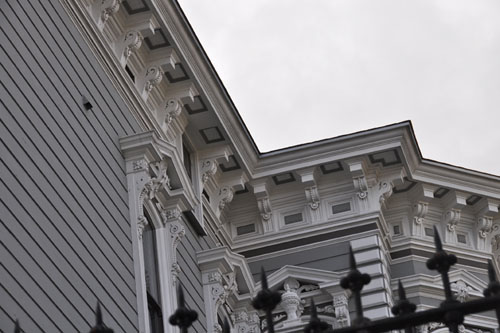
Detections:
[12, 227, 500, 332]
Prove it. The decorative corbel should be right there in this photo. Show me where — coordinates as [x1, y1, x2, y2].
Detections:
[376, 168, 406, 209]
[252, 180, 273, 232]
[201, 159, 218, 185]
[157, 82, 198, 141]
[348, 161, 368, 200]
[442, 190, 467, 243]
[412, 201, 429, 236]
[297, 168, 321, 211]
[410, 183, 435, 236]
[136, 47, 180, 100]
[475, 198, 499, 251]
[113, 13, 157, 67]
[199, 146, 232, 186]
[90, 0, 120, 31]
[213, 171, 247, 217]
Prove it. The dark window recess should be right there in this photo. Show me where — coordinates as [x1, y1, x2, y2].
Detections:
[393, 225, 401, 235]
[183, 143, 192, 179]
[125, 65, 135, 82]
[237, 224, 256, 235]
[457, 234, 467, 244]
[425, 227, 434, 237]
[143, 212, 164, 333]
[332, 202, 351, 214]
[202, 189, 210, 202]
[284, 213, 303, 225]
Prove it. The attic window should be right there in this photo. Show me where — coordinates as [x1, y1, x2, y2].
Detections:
[284, 213, 303, 225]
[332, 202, 351, 215]
[424, 227, 434, 237]
[236, 224, 255, 235]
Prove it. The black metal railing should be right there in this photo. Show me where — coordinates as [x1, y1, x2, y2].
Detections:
[12, 227, 500, 332]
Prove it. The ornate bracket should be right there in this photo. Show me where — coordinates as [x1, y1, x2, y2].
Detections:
[412, 201, 429, 236]
[348, 161, 369, 200]
[253, 181, 273, 232]
[201, 159, 218, 185]
[90, 0, 121, 30]
[298, 168, 321, 210]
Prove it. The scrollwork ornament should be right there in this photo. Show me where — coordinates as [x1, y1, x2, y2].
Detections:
[137, 215, 148, 239]
[165, 99, 183, 126]
[123, 30, 143, 61]
[144, 66, 163, 93]
[478, 217, 493, 238]
[100, 0, 120, 25]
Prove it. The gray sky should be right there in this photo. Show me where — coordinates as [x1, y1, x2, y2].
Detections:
[178, 0, 500, 176]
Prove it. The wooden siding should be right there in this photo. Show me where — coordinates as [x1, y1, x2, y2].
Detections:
[177, 220, 216, 333]
[0, 0, 142, 332]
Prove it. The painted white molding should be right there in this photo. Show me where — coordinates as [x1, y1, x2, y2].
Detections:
[348, 161, 369, 201]
[297, 168, 321, 211]
[333, 293, 350, 328]
[442, 191, 467, 244]
[412, 201, 429, 237]
[113, 13, 157, 67]
[89, 0, 120, 31]
[232, 309, 260, 333]
[122, 143, 162, 333]
[252, 180, 273, 232]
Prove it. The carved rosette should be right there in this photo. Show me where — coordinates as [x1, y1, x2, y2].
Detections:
[144, 65, 163, 93]
[161, 208, 181, 223]
[123, 30, 143, 61]
[305, 186, 320, 210]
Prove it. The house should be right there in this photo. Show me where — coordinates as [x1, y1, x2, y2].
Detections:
[1, 1, 499, 332]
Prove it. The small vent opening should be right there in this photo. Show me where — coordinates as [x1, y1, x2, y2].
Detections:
[284, 213, 303, 225]
[236, 224, 255, 235]
[332, 202, 351, 215]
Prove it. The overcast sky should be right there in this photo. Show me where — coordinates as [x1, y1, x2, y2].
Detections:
[178, 0, 500, 176]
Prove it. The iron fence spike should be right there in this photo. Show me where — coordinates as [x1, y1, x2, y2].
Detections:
[348, 246, 357, 270]
[95, 302, 103, 325]
[488, 260, 497, 283]
[261, 267, 268, 290]
[398, 280, 406, 300]
[433, 226, 443, 251]
[14, 319, 21, 333]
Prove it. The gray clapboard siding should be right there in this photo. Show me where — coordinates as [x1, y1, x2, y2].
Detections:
[0, 0, 143, 331]
[177, 220, 217, 333]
